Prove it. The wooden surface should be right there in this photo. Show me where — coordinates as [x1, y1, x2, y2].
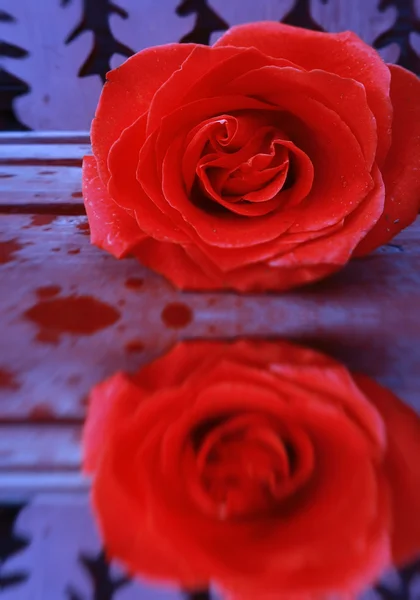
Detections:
[0, 133, 419, 599]
[0, 134, 420, 492]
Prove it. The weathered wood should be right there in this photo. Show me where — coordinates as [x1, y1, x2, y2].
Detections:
[0, 141, 85, 206]
[0, 165, 83, 205]
[0, 472, 88, 500]
[0, 213, 419, 422]
[0, 131, 90, 144]
[0, 144, 90, 165]
[0, 425, 81, 470]
[0, 132, 90, 144]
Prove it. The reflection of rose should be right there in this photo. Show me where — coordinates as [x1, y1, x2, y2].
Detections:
[83, 340, 420, 599]
[83, 22, 420, 292]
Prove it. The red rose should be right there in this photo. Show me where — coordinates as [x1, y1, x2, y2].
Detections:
[83, 340, 420, 599]
[82, 22, 420, 292]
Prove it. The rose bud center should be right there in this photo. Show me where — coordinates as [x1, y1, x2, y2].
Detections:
[184, 112, 311, 218]
[191, 413, 314, 521]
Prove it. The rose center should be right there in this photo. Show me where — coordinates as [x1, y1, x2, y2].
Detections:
[195, 126, 292, 216]
[182, 111, 309, 218]
[191, 413, 312, 520]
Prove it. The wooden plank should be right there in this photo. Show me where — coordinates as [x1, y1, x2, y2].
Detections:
[0, 131, 89, 144]
[0, 213, 419, 421]
[0, 473, 88, 499]
[0, 144, 90, 165]
[0, 425, 81, 471]
[0, 165, 83, 205]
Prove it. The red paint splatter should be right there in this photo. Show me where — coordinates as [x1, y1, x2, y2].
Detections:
[0, 239, 25, 264]
[72, 191, 83, 198]
[29, 404, 55, 421]
[68, 248, 80, 255]
[161, 302, 193, 329]
[208, 325, 216, 334]
[0, 368, 19, 390]
[25, 295, 120, 343]
[36, 285, 61, 298]
[118, 299, 126, 307]
[207, 298, 217, 306]
[125, 340, 144, 353]
[35, 330, 60, 345]
[30, 214, 57, 227]
[77, 222, 90, 236]
[125, 277, 144, 289]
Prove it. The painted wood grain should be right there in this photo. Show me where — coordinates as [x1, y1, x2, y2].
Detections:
[0, 144, 90, 165]
[0, 425, 81, 471]
[0, 213, 419, 422]
[0, 472, 88, 499]
[0, 132, 90, 144]
[0, 165, 83, 205]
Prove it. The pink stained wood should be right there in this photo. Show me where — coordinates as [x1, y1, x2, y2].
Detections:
[0, 144, 90, 164]
[0, 212, 419, 423]
[0, 166, 83, 205]
[0, 132, 90, 144]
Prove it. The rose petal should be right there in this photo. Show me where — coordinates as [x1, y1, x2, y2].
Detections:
[107, 114, 190, 244]
[133, 237, 222, 289]
[84, 341, 395, 597]
[140, 96, 298, 248]
[91, 43, 195, 183]
[354, 374, 420, 565]
[93, 425, 204, 586]
[83, 373, 142, 472]
[354, 65, 420, 255]
[226, 65, 374, 231]
[267, 167, 385, 268]
[182, 115, 239, 192]
[133, 341, 227, 393]
[82, 156, 147, 258]
[147, 45, 244, 134]
[147, 45, 297, 135]
[176, 166, 382, 291]
[138, 381, 389, 594]
[215, 22, 392, 166]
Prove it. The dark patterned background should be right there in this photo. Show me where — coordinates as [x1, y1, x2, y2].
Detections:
[0, 0, 420, 130]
